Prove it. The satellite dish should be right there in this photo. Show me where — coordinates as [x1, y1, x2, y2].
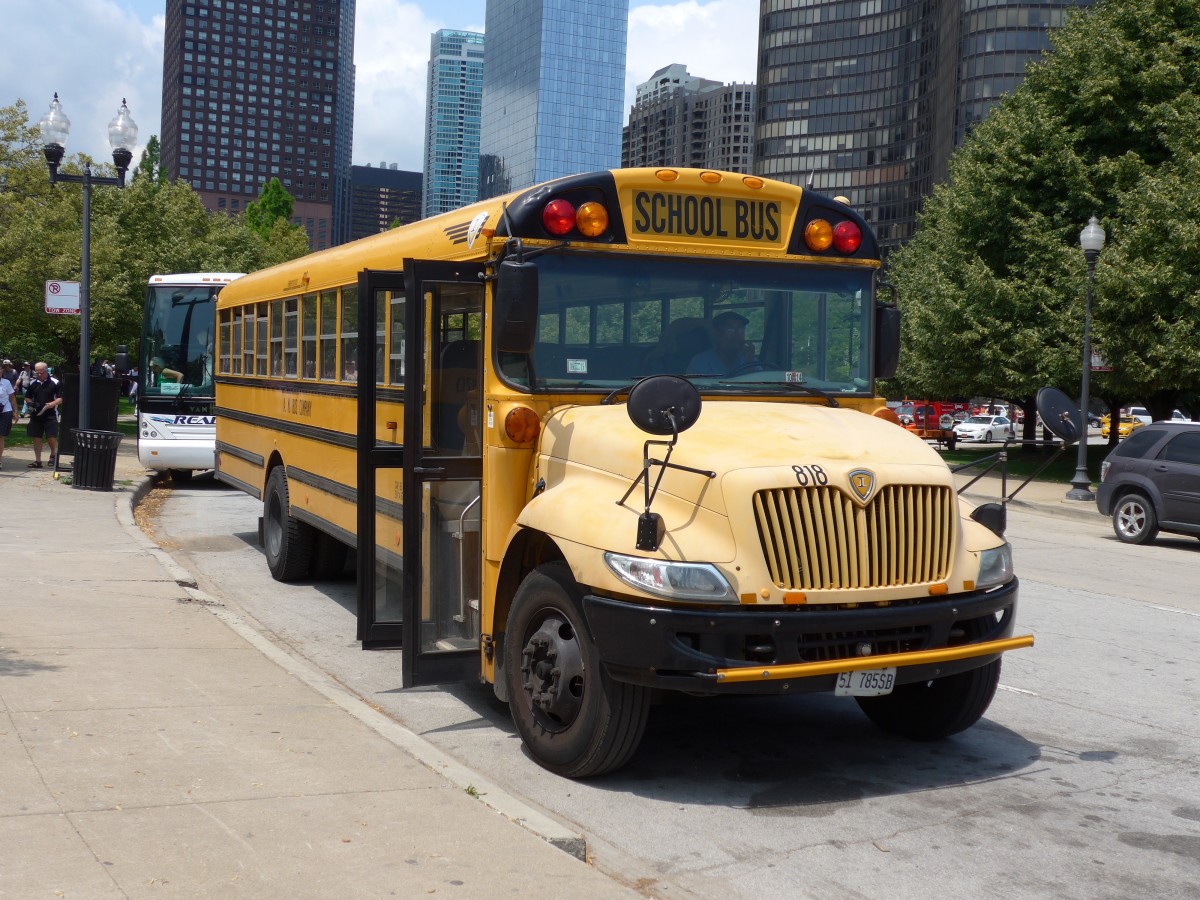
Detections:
[1036, 387, 1082, 445]
[626, 375, 702, 436]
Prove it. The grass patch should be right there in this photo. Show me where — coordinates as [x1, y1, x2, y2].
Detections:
[5, 407, 137, 450]
[940, 441, 1114, 484]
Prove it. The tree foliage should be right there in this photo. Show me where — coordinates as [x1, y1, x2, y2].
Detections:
[887, 0, 1200, 424]
[245, 177, 295, 239]
[0, 101, 309, 370]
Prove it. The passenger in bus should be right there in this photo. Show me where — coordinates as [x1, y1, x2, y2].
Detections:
[687, 311, 756, 375]
[150, 357, 183, 385]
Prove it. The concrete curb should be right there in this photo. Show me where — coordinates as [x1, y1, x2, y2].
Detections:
[126, 475, 588, 861]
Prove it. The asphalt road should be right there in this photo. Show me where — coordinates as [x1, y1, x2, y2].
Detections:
[151, 476, 1200, 899]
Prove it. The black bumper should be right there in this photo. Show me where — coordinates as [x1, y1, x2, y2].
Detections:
[583, 578, 1020, 694]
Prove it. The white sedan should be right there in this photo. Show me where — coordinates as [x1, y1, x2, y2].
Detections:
[953, 415, 1016, 443]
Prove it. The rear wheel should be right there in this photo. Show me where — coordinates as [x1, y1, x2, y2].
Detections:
[856, 658, 1001, 740]
[309, 530, 349, 579]
[1112, 493, 1158, 545]
[504, 563, 650, 777]
[263, 466, 314, 581]
[169, 468, 194, 483]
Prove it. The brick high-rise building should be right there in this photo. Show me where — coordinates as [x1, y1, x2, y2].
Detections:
[622, 64, 755, 173]
[160, 0, 356, 249]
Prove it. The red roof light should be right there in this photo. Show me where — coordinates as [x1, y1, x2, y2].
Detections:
[832, 220, 862, 254]
[542, 199, 576, 236]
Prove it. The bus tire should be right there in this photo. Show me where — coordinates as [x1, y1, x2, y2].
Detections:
[170, 468, 194, 483]
[309, 530, 349, 579]
[855, 657, 1001, 740]
[504, 562, 650, 778]
[263, 466, 314, 582]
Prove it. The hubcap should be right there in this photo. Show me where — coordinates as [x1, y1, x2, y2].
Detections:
[519, 612, 585, 731]
[1117, 501, 1145, 537]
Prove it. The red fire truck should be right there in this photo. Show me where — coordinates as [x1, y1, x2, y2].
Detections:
[896, 400, 970, 450]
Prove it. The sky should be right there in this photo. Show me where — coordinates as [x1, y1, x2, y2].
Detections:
[1, 0, 757, 174]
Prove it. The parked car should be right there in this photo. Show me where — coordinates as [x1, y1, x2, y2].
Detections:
[1101, 415, 1144, 439]
[1097, 422, 1200, 544]
[1127, 406, 1152, 426]
[953, 414, 1015, 443]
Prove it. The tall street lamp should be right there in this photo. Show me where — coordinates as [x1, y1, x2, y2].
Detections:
[1066, 215, 1106, 501]
[38, 93, 138, 431]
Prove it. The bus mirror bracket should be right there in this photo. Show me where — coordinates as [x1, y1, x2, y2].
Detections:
[495, 256, 538, 354]
[618, 376, 715, 552]
[874, 283, 901, 380]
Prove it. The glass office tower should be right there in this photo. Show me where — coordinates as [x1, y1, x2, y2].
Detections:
[423, 30, 484, 218]
[754, 0, 1092, 250]
[479, 0, 629, 199]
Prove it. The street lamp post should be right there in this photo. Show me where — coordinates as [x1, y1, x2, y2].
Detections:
[1066, 215, 1106, 501]
[38, 93, 138, 432]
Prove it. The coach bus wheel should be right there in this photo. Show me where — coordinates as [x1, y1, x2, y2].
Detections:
[855, 656, 1001, 741]
[170, 468, 194, 483]
[504, 562, 650, 777]
[263, 467, 315, 582]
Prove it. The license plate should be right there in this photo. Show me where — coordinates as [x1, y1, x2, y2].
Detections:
[834, 667, 897, 696]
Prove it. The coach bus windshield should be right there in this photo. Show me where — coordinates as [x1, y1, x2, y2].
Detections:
[142, 285, 219, 397]
[501, 253, 874, 396]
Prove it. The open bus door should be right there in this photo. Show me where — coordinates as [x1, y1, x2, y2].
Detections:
[355, 264, 485, 687]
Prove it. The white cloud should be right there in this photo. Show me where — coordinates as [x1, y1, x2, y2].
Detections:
[1, 0, 163, 167]
[625, 0, 758, 112]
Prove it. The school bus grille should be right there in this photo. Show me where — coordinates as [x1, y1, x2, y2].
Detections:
[752, 485, 955, 590]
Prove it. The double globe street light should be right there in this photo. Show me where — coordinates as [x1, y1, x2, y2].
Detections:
[1066, 215, 1107, 501]
[37, 93, 138, 431]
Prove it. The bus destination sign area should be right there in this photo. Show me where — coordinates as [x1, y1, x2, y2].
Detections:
[628, 190, 788, 247]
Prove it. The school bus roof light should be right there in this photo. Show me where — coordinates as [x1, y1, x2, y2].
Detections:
[833, 220, 862, 254]
[505, 406, 541, 443]
[804, 218, 834, 252]
[575, 201, 609, 238]
[542, 198, 576, 236]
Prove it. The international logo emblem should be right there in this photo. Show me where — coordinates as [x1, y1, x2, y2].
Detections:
[848, 468, 876, 504]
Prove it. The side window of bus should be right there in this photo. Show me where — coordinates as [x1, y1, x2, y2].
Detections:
[375, 291, 386, 385]
[301, 293, 317, 379]
[231, 308, 243, 375]
[319, 290, 337, 379]
[283, 297, 299, 377]
[219, 309, 232, 374]
[256, 302, 268, 376]
[389, 292, 405, 385]
[241, 309, 255, 375]
[269, 301, 283, 377]
[341, 285, 358, 382]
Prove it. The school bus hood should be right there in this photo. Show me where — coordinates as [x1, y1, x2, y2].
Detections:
[536, 401, 952, 518]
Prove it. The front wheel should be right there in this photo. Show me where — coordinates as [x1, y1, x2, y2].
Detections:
[1112, 493, 1158, 545]
[504, 563, 650, 777]
[263, 466, 315, 581]
[856, 659, 1001, 740]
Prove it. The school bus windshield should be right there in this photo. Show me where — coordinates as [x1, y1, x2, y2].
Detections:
[505, 252, 874, 395]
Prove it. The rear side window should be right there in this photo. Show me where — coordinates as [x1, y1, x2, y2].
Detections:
[1160, 431, 1200, 465]
[1114, 428, 1165, 458]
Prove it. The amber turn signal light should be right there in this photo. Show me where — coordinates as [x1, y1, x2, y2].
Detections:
[505, 406, 541, 443]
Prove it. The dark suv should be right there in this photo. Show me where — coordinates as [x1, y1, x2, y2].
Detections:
[1097, 422, 1200, 544]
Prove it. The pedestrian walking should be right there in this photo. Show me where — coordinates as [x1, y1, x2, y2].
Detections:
[23, 362, 63, 468]
[0, 367, 16, 470]
[1, 359, 15, 389]
[15, 363, 33, 417]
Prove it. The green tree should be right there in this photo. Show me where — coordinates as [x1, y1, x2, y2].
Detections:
[133, 135, 169, 184]
[886, 0, 1200, 430]
[0, 100, 309, 371]
[245, 177, 295, 239]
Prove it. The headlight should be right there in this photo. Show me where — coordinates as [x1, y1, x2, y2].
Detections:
[604, 553, 738, 604]
[977, 543, 1013, 590]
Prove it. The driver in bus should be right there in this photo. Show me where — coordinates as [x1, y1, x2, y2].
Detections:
[687, 310, 756, 375]
[150, 356, 183, 385]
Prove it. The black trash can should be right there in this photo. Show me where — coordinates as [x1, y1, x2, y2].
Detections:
[72, 429, 123, 491]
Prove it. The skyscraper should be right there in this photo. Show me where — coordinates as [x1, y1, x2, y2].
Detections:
[160, 0, 356, 250]
[622, 64, 755, 173]
[478, 0, 628, 199]
[754, 0, 1093, 249]
[348, 164, 422, 241]
[423, 29, 484, 218]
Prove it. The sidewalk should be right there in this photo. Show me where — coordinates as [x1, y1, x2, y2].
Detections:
[0, 439, 635, 898]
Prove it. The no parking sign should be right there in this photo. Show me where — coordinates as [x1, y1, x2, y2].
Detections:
[45, 280, 81, 315]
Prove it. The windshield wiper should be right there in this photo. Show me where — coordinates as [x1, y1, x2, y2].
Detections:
[717, 381, 840, 407]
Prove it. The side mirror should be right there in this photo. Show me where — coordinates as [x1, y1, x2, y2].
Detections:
[495, 259, 538, 353]
[874, 304, 901, 380]
[114, 345, 130, 376]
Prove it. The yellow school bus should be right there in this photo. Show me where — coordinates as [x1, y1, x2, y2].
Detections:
[215, 168, 1031, 777]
